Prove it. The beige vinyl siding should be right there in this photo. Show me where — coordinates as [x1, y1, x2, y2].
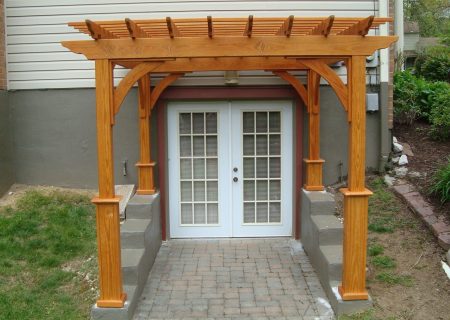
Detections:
[5, 0, 379, 90]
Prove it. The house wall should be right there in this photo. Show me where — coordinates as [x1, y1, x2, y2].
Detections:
[9, 86, 380, 189]
[0, 90, 15, 195]
[4, 0, 381, 90]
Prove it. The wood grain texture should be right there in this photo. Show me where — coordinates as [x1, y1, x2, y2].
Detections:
[113, 62, 163, 115]
[136, 75, 156, 194]
[300, 59, 348, 111]
[303, 159, 325, 191]
[93, 60, 126, 307]
[272, 70, 308, 106]
[339, 55, 372, 301]
[149, 73, 184, 110]
[339, 188, 372, 300]
[61, 35, 398, 60]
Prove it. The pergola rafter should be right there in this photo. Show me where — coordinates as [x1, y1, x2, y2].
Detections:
[62, 15, 397, 309]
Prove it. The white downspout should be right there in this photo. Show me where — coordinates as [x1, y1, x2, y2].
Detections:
[394, 0, 404, 59]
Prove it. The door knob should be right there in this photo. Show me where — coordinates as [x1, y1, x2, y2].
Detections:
[233, 177, 238, 182]
[233, 167, 238, 172]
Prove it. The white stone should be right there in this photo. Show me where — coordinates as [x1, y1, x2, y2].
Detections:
[392, 157, 400, 164]
[398, 154, 408, 166]
[393, 142, 403, 153]
[384, 175, 396, 187]
[394, 167, 408, 177]
[408, 171, 421, 178]
[393, 136, 398, 144]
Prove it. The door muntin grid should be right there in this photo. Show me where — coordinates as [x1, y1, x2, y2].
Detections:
[178, 112, 219, 226]
[242, 111, 282, 225]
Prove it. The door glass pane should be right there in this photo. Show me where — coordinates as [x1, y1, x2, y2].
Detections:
[207, 203, 218, 224]
[180, 182, 192, 201]
[180, 159, 192, 179]
[256, 135, 268, 155]
[193, 113, 204, 133]
[179, 113, 191, 134]
[205, 113, 217, 133]
[179, 112, 218, 225]
[193, 136, 204, 156]
[269, 112, 281, 132]
[194, 204, 206, 223]
[181, 204, 193, 224]
[244, 203, 255, 223]
[243, 112, 254, 133]
[243, 181, 255, 201]
[256, 202, 268, 223]
[180, 136, 191, 156]
[241, 110, 282, 224]
[255, 112, 267, 132]
[243, 135, 254, 155]
[243, 158, 255, 178]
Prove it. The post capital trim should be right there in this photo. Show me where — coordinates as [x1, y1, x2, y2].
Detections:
[91, 196, 122, 204]
[339, 188, 373, 197]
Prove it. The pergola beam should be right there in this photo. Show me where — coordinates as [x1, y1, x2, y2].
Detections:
[338, 15, 375, 36]
[85, 19, 116, 39]
[244, 15, 253, 37]
[309, 15, 335, 36]
[207, 16, 214, 38]
[125, 18, 148, 39]
[62, 35, 397, 60]
[276, 15, 294, 36]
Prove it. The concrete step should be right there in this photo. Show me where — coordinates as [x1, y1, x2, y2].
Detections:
[125, 194, 158, 219]
[121, 247, 155, 288]
[120, 219, 151, 249]
[318, 245, 342, 283]
[304, 191, 336, 216]
[311, 215, 343, 246]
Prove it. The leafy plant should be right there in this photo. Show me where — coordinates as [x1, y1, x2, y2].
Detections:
[428, 84, 450, 140]
[415, 45, 450, 82]
[372, 256, 397, 269]
[368, 244, 385, 257]
[429, 158, 450, 203]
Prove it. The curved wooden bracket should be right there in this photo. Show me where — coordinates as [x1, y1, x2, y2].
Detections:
[272, 70, 308, 107]
[113, 62, 162, 115]
[149, 73, 184, 111]
[299, 59, 348, 111]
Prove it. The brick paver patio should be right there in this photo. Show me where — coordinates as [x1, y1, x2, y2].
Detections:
[133, 238, 335, 320]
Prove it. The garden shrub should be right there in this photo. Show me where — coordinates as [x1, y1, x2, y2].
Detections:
[430, 158, 450, 204]
[393, 71, 423, 124]
[428, 82, 450, 140]
[415, 45, 450, 82]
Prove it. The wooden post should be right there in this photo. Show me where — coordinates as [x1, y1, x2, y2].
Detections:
[136, 74, 156, 195]
[304, 70, 325, 191]
[339, 56, 372, 301]
[92, 60, 127, 308]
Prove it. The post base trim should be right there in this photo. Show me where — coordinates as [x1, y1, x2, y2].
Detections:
[136, 188, 157, 195]
[339, 188, 373, 197]
[303, 185, 325, 191]
[136, 161, 156, 167]
[338, 286, 369, 301]
[91, 196, 122, 204]
[96, 293, 127, 308]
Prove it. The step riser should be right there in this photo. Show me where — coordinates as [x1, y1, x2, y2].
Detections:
[316, 228, 343, 246]
[126, 204, 153, 219]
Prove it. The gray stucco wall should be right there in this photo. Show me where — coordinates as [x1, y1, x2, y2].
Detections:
[8, 86, 380, 189]
[305, 86, 380, 185]
[0, 90, 15, 195]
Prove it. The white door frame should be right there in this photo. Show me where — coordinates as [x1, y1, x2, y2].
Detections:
[167, 100, 293, 238]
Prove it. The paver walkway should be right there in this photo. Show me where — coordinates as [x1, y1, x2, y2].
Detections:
[133, 238, 335, 320]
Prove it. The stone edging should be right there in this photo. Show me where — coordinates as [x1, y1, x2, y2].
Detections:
[392, 183, 450, 250]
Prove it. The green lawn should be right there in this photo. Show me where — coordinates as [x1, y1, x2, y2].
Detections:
[0, 190, 97, 320]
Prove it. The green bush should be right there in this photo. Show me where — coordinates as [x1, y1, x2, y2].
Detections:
[394, 70, 450, 140]
[430, 159, 450, 203]
[415, 46, 450, 82]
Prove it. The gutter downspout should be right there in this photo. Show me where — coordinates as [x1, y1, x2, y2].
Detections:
[394, 0, 404, 62]
[378, 0, 392, 173]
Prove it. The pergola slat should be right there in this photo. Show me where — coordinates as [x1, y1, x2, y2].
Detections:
[244, 15, 253, 37]
[338, 15, 375, 36]
[309, 15, 335, 36]
[207, 16, 214, 38]
[125, 18, 149, 39]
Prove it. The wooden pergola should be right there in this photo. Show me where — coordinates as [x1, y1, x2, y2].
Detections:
[62, 15, 397, 308]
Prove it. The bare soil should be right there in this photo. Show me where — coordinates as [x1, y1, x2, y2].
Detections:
[393, 122, 450, 220]
[332, 177, 450, 320]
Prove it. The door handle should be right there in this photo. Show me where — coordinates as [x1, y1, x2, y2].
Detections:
[233, 177, 238, 182]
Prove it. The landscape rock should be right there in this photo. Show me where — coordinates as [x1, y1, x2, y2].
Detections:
[393, 136, 398, 144]
[408, 171, 421, 178]
[384, 175, 396, 187]
[398, 155, 408, 166]
[394, 167, 408, 177]
[392, 157, 400, 164]
[393, 142, 403, 153]
[402, 143, 414, 157]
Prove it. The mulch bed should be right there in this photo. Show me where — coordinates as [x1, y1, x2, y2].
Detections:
[393, 121, 450, 221]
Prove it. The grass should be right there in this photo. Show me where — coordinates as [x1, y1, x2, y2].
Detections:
[375, 272, 414, 287]
[0, 190, 97, 320]
[368, 244, 384, 257]
[371, 256, 396, 269]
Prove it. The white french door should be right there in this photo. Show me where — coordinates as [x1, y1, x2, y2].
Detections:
[168, 101, 293, 238]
